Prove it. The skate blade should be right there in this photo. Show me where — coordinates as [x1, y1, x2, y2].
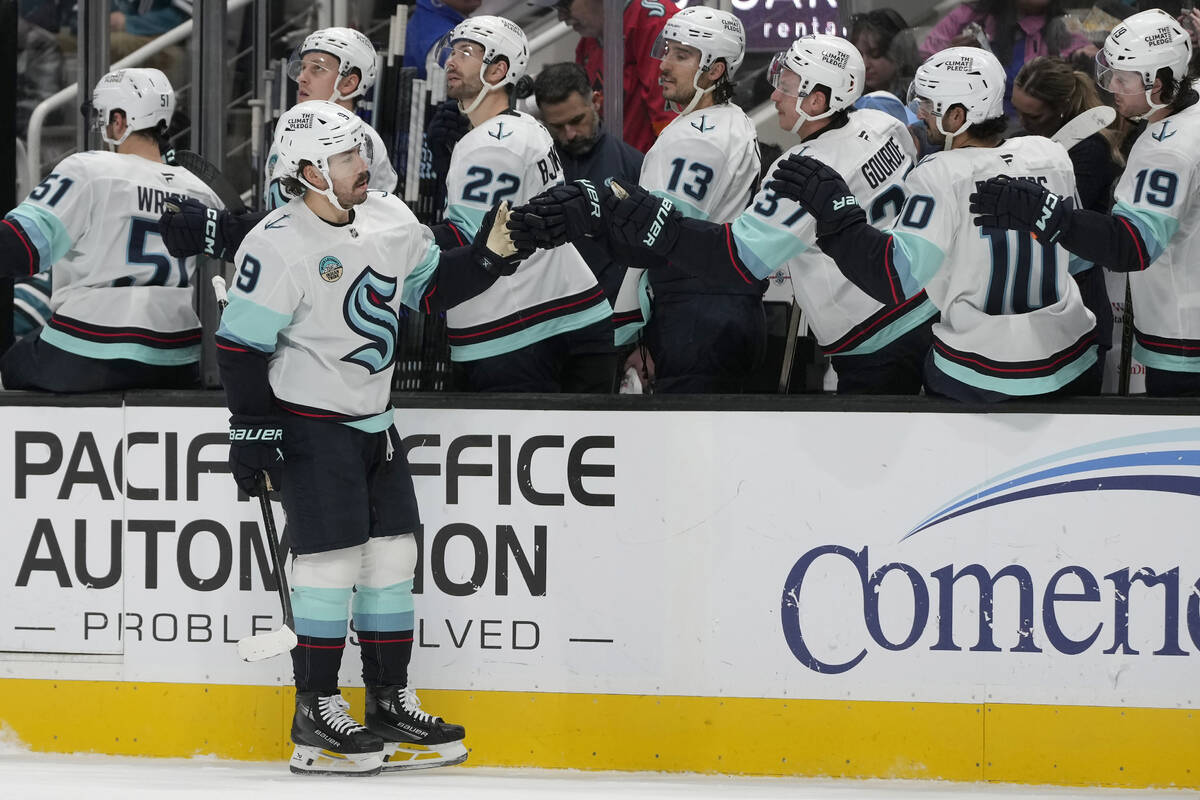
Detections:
[289, 745, 383, 776]
[380, 739, 468, 772]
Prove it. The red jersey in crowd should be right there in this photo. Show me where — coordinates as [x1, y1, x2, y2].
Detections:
[576, 0, 678, 153]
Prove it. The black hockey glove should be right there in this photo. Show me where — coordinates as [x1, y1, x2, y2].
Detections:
[605, 178, 683, 260]
[160, 198, 230, 259]
[767, 154, 865, 238]
[969, 176, 1073, 244]
[508, 179, 611, 250]
[228, 415, 284, 497]
[426, 100, 470, 181]
[472, 202, 531, 277]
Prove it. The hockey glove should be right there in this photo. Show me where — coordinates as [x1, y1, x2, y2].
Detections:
[472, 202, 530, 277]
[969, 176, 1073, 244]
[605, 179, 683, 260]
[767, 154, 865, 238]
[426, 100, 470, 181]
[228, 415, 284, 497]
[160, 198, 231, 260]
[508, 179, 611, 249]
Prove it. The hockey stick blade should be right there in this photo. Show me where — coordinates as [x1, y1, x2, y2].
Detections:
[237, 625, 298, 662]
[169, 149, 247, 213]
[1050, 106, 1116, 152]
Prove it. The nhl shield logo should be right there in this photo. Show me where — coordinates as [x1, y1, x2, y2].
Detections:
[319, 255, 343, 283]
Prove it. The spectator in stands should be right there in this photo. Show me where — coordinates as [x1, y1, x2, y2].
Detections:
[1013, 56, 1121, 371]
[849, 8, 919, 100]
[532, 0, 677, 152]
[532, 62, 643, 304]
[109, 0, 191, 89]
[921, 0, 1094, 115]
[404, 0, 482, 79]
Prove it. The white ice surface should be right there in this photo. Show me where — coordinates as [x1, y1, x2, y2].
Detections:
[0, 746, 1191, 800]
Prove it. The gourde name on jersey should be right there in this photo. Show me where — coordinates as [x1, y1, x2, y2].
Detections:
[442, 111, 609, 362]
[5, 150, 223, 365]
[217, 192, 440, 431]
[1113, 104, 1200, 372]
[890, 136, 1097, 394]
[733, 109, 936, 356]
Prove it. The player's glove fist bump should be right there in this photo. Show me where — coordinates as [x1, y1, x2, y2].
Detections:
[160, 197, 227, 259]
[605, 178, 682, 260]
[228, 415, 284, 497]
[767, 154, 863, 238]
[473, 202, 531, 277]
[969, 176, 1072, 244]
[508, 179, 611, 249]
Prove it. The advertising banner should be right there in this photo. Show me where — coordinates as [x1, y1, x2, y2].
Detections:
[2, 406, 1196, 711]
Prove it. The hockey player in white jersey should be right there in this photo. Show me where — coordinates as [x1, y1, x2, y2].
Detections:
[432, 15, 614, 391]
[216, 101, 526, 775]
[513, 34, 937, 393]
[970, 9, 1200, 397]
[765, 47, 1099, 401]
[159, 26, 396, 258]
[0, 68, 224, 391]
[610, 6, 765, 392]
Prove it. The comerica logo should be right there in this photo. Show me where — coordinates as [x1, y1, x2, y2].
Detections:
[780, 544, 1200, 674]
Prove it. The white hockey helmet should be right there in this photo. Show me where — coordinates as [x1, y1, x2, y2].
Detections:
[907, 46, 1006, 149]
[768, 34, 865, 134]
[274, 100, 367, 211]
[288, 27, 379, 102]
[437, 15, 530, 114]
[652, 6, 746, 114]
[89, 68, 175, 147]
[1097, 9, 1192, 119]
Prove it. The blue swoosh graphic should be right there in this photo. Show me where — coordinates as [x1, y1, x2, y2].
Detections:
[907, 426, 1200, 536]
[903, 449, 1200, 539]
[907, 474, 1200, 536]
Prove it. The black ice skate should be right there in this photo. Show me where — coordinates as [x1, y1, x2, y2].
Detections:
[289, 691, 385, 776]
[365, 684, 468, 771]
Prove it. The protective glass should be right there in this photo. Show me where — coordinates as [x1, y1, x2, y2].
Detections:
[1094, 50, 1146, 95]
[905, 81, 937, 117]
[80, 100, 104, 131]
[286, 51, 340, 82]
[435, 39, 484, 69]
[325, 142, 369, 183]
[766, 52, 805, 97]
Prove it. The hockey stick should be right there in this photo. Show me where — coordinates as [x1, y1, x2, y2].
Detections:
[1118, 277, 1134, 396]
[1050, 106, 1116, 151]
[167, 149, 247, 213]
[213, 275, 299, 661]
[778, 299, 802, 393]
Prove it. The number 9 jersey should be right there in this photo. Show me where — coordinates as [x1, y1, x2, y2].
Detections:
[5, 151, 224, 366]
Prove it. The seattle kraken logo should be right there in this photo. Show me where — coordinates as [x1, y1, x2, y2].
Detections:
[341, 267, 399, 374]
[490, 122, 513, 140]
[1152, 121, 1176, 142]
[690, 115, 715, 133]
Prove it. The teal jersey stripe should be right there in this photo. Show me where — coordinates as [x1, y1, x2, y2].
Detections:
[649, 189, 705, 221]
[41, 325, 199, 365]
[614, 270, 652, 346]
[1067, 252, 1094, 276]
[401, 241, 443, 310]
[451, 300, 612, 362]
[293, 617, 350, 638]
[352, 580, 415, 616]
[291, 585, 352, 622]
[836, 298, 939, 357]
[891, 230, 945, 298]
[1132, 342, 1200, 372]
[353, 611, 415, 632]
[8, 204, 73, 267]
[341, 408, 395, 433]
[730, 214, 810, 280]
[1113, 201, 1178, 264]
[217, 296, 293, 352]
[931, 345, 1097, 396]
[445, 204, 486, 242]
